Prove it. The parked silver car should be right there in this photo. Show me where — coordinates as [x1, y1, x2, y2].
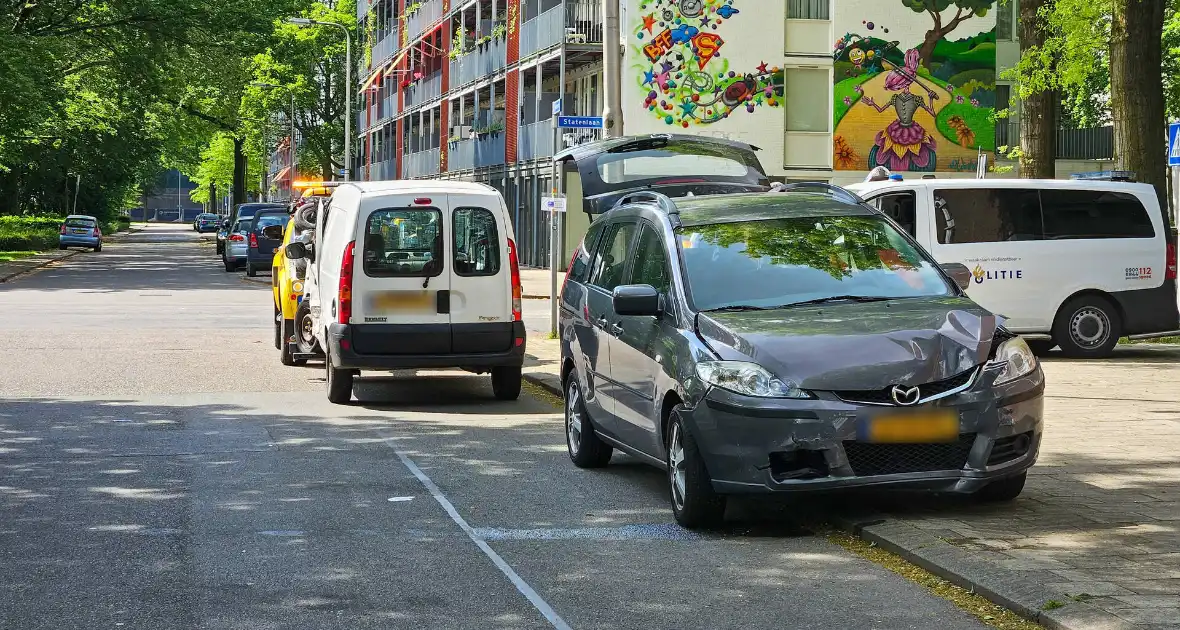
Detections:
[222, 220, 250, 272]
[59, 215, 102, 252]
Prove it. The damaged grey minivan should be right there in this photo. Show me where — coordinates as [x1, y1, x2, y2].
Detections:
[558, 177, 1044, 529]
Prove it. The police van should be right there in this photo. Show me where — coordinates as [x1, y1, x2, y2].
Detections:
[846, 177, 1179, 358]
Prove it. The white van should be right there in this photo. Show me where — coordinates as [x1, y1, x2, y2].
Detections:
[846, 178, 1179, 358]
[289, 181, 526, 403]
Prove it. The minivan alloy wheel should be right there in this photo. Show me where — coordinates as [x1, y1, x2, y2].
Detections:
[1069, 306, 1111, 348]
[668, 423, 687, 511]
[566, 381, 584, 456]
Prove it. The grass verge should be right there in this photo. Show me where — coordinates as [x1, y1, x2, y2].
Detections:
[0, 251, 39, 263]
[826, 531, 1042, 630]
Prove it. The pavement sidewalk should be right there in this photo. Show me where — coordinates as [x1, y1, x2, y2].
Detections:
[517, 300, 1180, 630]
[0, 225, 145, 283]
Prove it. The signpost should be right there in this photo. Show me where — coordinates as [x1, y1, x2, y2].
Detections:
[558, 116, 605, 129]
[544, 195, 565, 337]
[1169, 122, 1180, 167]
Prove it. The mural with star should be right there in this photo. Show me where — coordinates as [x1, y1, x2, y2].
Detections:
[630, 0, 783, 128]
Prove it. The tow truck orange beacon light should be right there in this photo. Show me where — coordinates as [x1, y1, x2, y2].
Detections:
[293, 180, 340, 198]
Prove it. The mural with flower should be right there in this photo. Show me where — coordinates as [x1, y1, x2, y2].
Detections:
[832, 1, 996, 172]
[629, 0, 783, 128]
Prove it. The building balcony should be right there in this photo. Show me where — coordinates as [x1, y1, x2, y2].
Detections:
[474, 133, 506, 168]
[519, 120, 556, 161]
[405, 0, 443, 44]
[403, 148, 441, 178]
[449, 37, 508, 88]
[448, 138, 475, 171]
[520, 1, 602, 60]
[996, 123, 1114, 161]
[367, 160, 396, 181]
[370, 32, 397, 69]
[405, 71, 442, 109]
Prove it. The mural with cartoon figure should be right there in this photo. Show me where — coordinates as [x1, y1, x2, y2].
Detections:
[630, 0, 783, 129]
[833, 0, 997, 172]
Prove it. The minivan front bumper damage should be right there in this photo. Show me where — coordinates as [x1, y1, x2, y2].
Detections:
[681, 364, 1045, 494]
[327, 321, 526, 371]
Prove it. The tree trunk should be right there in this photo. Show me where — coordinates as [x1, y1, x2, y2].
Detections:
[232, 137, 248, 208]
[1110, 0, 1167, 207]
[210, 182, 217, 214]
[918, 31, 941, 71]
[1019, 0, 1057, 178]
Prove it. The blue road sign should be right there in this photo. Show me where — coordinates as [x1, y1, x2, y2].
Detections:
[1169, 122, 1180, 167]
[558, 116, 604, 129]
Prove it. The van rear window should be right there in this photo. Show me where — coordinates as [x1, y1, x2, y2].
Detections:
[453, 208, 500, 276]
[934, 188, 1156, 244]
[364, 208, 443, 277]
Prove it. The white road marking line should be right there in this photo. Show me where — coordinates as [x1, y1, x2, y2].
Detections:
[380, 434, 574, 630]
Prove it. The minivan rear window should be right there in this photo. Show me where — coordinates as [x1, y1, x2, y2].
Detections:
[253, 213, 288, 230]
[64, 218, 96, 227]
[453, 208, 500, 276]
[364, 208, 443, 277]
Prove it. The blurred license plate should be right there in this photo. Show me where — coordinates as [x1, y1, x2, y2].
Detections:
[861, 410, 959, 443]
[367, 290, 432, 312]
[72, 229, 87, 234]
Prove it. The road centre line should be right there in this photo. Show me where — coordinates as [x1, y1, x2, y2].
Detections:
[379, 432, 574, 630]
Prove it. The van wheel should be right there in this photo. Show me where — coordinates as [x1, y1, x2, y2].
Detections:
[280, 319, 303, 366]
[667, 407, 726, 529]
[223, 258, 235, 272]
[1053, 296, 1121, 358]
[325, 350, 355, 404]
[491, 366, 522, 401]
[974, 472, 1027, 502]
[565, 377, 612, 468]
[246, 264, 257, 278]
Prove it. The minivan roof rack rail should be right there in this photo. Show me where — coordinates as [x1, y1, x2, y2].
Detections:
[613, 190, 679, 215]
[771, 181, 864, 205]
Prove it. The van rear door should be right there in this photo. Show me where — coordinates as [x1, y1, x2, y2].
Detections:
[448, 192, 515, 354]
[349, 197, 452, 355]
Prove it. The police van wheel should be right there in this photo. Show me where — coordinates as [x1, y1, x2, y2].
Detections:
[1053, 296, 1121, 359]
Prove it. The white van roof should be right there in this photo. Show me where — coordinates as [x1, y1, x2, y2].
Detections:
[341, 180, 499, 198]
[847, 178, 1158, 198]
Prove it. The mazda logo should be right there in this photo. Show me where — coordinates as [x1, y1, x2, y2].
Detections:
[890, 385, 921, 406]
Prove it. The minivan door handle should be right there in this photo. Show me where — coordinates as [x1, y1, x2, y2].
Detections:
[608, 322, 623, 336]
[595, 315, 608, 329]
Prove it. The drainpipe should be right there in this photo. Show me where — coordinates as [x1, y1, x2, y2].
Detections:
[601, 0, 621, 138]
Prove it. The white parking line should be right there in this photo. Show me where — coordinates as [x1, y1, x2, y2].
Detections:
[379, 433, 574, 630]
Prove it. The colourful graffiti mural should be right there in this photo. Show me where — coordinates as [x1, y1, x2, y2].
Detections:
[631, 0, 782, 128]
[832, 0, 997, 172]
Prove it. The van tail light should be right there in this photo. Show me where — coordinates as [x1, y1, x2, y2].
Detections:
[507, 238, 522, 322]
[229, 234, 244, 242]
[248, 232, 258, 249]
[1167, 242, 1177, 280]
[60, 225, 67, 235]
[339, 240, 355, 324]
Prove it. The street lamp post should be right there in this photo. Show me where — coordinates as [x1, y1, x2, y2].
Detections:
[287, 17, 352, 181]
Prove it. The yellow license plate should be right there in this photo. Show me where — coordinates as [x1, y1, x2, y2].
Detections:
[863, 411, 959, 443]
[367, 290, 433, 312]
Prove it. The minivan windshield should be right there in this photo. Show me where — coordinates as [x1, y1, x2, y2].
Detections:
[679, 215, 953, 311]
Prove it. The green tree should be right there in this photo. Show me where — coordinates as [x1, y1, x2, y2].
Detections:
[1018, 0, 1058, 178]
[901, 0, 998, 70]
[1111, 0, 1168, 206]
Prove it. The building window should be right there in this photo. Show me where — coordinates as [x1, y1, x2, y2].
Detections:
[997, 2, 1013, 40]
[785, 68, 830, 132]
[788, 0, 829, 20]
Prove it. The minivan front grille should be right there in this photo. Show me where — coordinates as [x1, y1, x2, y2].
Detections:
[843, 434, 976, 477]
[832, 367, 979, 406]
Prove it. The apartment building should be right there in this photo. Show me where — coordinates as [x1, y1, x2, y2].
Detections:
[356, 0, 1115, 268]
[355, 0, 610, 266]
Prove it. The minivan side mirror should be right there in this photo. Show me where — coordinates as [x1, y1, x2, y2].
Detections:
[613, 284, 662, 317]
[261, 224, 284, 240]
[285, 241, 308, 260]
[940, 262, 973, 291]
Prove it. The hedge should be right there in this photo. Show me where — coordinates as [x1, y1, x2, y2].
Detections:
[0, 214, 131, 251]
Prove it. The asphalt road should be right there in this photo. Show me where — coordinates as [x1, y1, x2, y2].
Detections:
[0, 224, 991, 630]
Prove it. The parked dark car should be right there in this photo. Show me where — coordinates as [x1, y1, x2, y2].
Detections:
[194, 213, 220, 233]
[217, 203, 284, 256]
[558, 183, 1045, 529]
[245, 209, 290, 277]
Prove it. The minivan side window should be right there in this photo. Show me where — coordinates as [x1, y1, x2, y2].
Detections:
[934, 188, 1043, 244]
[570, 222, 607, 282]
[873, 192, 917, 237]
[628, 224, 671, 294]
[453, 208, 500, 276]
[588, 222, 638, 292]
[1040, 189, 1154, 239]
[363, 208, 443, 277]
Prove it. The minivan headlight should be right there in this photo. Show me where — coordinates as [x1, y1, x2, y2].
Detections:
[991, 338, 1038, 385]
[695, 361, 810, 398]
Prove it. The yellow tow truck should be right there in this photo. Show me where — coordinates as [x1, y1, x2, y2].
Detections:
[273, 182, 335, 365]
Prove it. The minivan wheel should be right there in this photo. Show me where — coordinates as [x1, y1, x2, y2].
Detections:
[245, 264, 257, 278]
[491, 366, 522, 401]
[565, 378, 612, 468]
[667, 407, 725, 529]
[1053, 296, 1121, 358]
[974, 472, 1027, 502]
[295, 301, 320, 355]
[223, 257, 234, 272]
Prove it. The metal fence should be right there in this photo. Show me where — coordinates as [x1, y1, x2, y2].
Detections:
[520, 120, 556, 161]
[405, 0, 443, 44]
[449, 139, 475, 171]
[996, 124, 1114, 161]
[474, 133, 506, 168]
[403, 148, 441, 178]
[405, 71, 442, 109]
